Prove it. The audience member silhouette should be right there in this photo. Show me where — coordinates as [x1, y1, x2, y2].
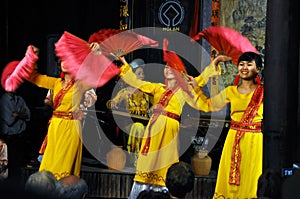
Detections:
[165, 161, 195, 198]
[137, 189, 171, 199]
[0, 91, 31, 179]
[256, 168, 282, 199]
[56, 174, 89, 199]
[24, 170, 58, 198]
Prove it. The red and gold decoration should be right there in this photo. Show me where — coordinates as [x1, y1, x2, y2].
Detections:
[120, 0, 130, 30]
[210, 0, 221, 95]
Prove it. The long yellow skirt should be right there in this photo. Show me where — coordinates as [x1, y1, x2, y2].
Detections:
[39, 117, 83, 180]
[213, 130, 263, 198]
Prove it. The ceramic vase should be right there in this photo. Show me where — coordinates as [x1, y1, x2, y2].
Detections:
[191, 150, 212, 176]
[106, 145, 126, 170]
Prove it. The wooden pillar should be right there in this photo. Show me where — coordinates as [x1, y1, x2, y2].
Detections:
[263, 0, 300, 172]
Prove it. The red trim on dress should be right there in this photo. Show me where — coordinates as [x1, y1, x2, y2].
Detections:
[141, 87, 179, 155]
[229, 85, 264, 185]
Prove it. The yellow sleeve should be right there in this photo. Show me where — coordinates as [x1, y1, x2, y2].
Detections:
[194, 87, 228, 112]
[194, 62, 221, 87]
[119, 63, 159, 94]
[27, 70, 58, 90]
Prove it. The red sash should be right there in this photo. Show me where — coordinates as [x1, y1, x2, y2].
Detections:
[229, 84, 264, 185]
[53, 79, 75, 110]
[39, 79, 75, 154]
[141, 86, 179, 155]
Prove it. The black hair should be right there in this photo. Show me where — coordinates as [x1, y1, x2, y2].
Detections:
[24, 170, 58, 198]
[238, 51, 263, 70]
[257, 169, 282, 199]
[56, 176, 88, 199]
[137, 190, 171, 199]
[166, 161, 195, 198]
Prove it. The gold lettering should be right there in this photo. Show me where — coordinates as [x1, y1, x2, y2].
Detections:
[120, 5, 129, 17]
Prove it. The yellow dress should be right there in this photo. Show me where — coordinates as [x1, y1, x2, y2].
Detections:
[28, 72, 90, 179]
[196, 85, 263, 198]
[119, 63, 200, 186]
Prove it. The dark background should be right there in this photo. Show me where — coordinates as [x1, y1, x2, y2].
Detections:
[0, 0, 122, 161]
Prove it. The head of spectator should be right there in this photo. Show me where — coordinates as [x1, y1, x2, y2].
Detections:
[24, 170, 58, 198]
[257, 168, 282, 199]
[129, 58, 145, 80]
[56, 175, 88, 199]
[137, 189, 171, 199]
[166, 161, 195, 198]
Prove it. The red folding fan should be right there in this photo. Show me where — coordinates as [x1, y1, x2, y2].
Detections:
[76, 52, 120, 88]
[88, 29, 124, 44]
[89, 29, 159, 57]
[55, 31, 120, 88]
[192, 26, 258, 65]
[1, 46, 38, 92]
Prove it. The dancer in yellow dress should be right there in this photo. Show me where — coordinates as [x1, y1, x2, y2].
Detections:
[25, 44, 104, 179]
[114, 51, 229, 199]
[191, 51, 263, 198]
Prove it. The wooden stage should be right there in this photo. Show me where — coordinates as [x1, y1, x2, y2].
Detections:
[22, 164, 217, 199]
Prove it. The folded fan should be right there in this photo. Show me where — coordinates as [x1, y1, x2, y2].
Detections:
[192, 26, 258, 65]
[55, 31, 120, 88]
[89, 29, 159, 57]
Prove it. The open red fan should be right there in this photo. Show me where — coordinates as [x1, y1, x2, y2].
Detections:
[89, 29, 159, 57]
[55, 31, 120, 88]
[192, 26, 258, 65]
[88, 29, 124, 44]
[1, 46, 38, 92]
[55, 31, 91, 76]
[76, 53, 120, 88]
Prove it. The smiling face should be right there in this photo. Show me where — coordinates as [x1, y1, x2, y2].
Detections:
[237, 60, 260, 81]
